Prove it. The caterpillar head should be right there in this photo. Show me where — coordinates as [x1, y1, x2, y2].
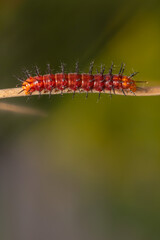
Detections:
[22, 78, 35, 95]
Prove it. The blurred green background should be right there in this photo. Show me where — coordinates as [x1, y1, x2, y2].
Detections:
[0, 0, 160, 239]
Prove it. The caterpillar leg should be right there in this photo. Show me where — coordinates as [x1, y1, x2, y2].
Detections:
[98, 91, 101, 100]
[38, 91, 41, 99]
[109, 90, 112, 99]
[121, 89, 126, 96]
[112, 86, 116, 95]
[49, 88, 53, 98]
[86, 91, 89, 99]
[130, 90, 136, 96]
[72, 91, 75, 99]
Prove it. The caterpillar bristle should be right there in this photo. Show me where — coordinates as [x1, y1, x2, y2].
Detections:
[130, 72, 139, 78]
[35, 65, 40, 76]
[18, 62, 145, 97]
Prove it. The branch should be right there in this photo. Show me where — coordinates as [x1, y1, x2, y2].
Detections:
[0, 86, 160, 99]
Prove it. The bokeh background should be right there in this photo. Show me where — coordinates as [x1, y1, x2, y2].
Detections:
[0, 0, 160, 239]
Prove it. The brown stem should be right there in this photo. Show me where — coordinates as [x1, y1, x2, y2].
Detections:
[0, 86, 160, 99]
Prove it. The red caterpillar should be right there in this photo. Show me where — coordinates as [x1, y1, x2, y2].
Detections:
[19, 62, 139, 97]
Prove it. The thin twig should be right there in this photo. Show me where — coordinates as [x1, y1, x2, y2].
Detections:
[0, 86, 160, 99]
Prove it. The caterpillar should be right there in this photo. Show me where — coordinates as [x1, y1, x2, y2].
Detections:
[18, 62, 142, 98]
